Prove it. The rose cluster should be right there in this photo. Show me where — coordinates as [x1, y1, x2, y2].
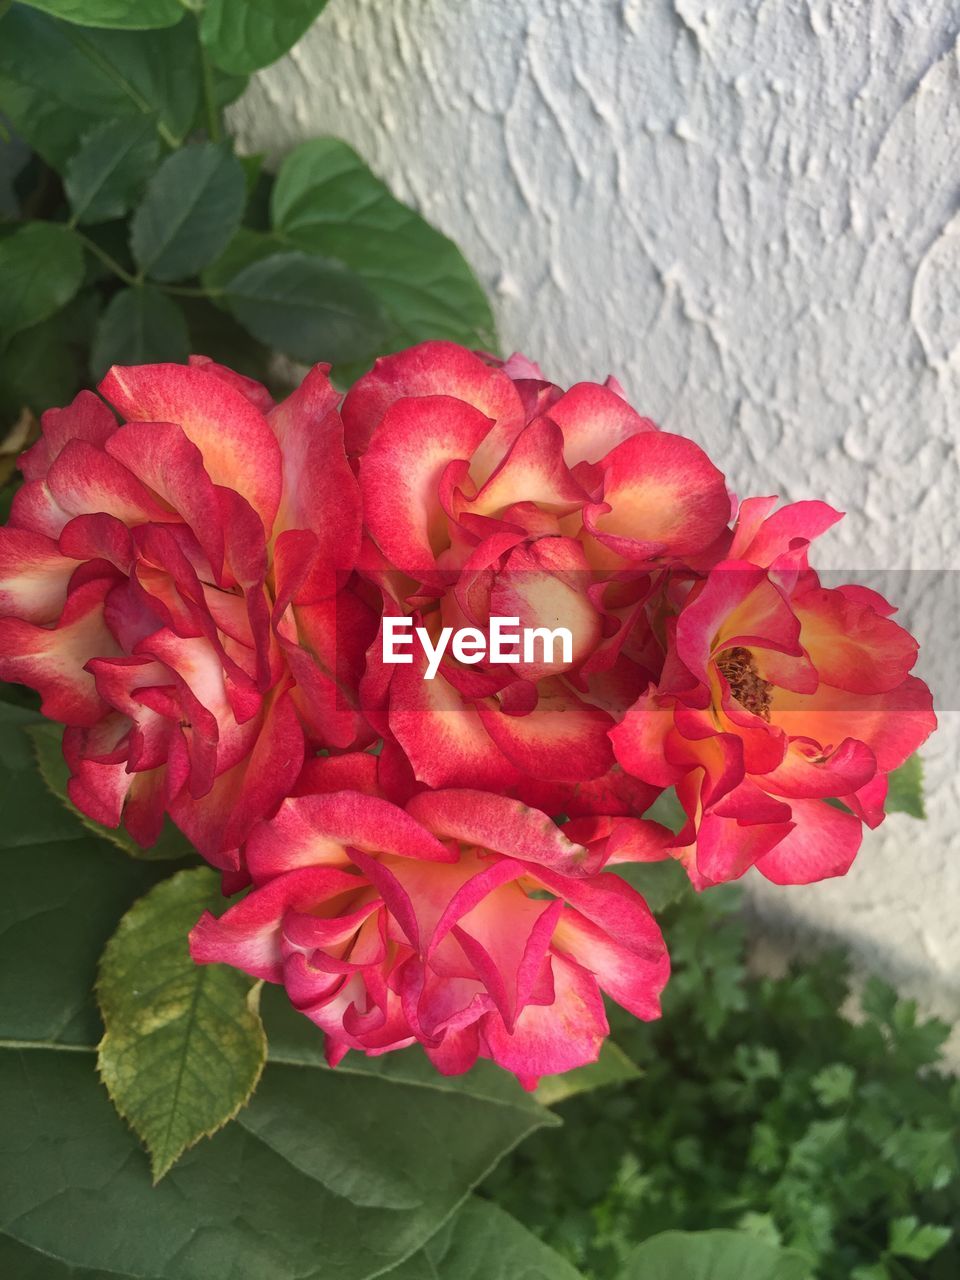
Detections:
[0, 342, 935, 1086]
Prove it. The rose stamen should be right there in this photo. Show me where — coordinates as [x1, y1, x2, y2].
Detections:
[717, 645, 772, 721]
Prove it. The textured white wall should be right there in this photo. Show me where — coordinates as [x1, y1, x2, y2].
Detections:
[229, 0, 960, 1009]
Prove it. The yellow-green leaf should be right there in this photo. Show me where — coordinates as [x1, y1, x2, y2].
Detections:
[97, 867, 267, 1181]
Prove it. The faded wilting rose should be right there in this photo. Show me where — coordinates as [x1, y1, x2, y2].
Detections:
[610, 498, 937, 887]
[345, 340, 733, 815]
[190, 772, 670, 1087]
[0, 358, 375, 869]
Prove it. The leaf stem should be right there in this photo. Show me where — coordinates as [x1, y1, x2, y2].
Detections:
[70, 227, 138, 286]
[195, 13, 222, 144]
[0, 1039, 95, 1053]
[68, 229, 218, 300]
[61, 25, 179, 149]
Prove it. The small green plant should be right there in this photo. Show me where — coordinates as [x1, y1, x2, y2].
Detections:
[485, 882, 958, 1280]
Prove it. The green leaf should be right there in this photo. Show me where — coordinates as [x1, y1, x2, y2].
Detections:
[0, 1198, 585, 1280]
[90, 285, 190, 379]
[201, 0, 330, 75]
[178, 295, 273, 382]
[0, 131, 31, 218]
[16, 0, 184, 29]
[0, 9, 203, 168]
[97, 867, 267, 1181]
[0, 1041, 556, 1279]
[221, 249, 388, 363]
[615, 857, 689, 912]
[0, 292, 97, 438]
[271, 138, 497, 356]
[131, 141, 247, 282]
[810, 1062, 855, 1107]
[888, 1215, 952, 1261]
[0, 971, 556, 1277]
[27, 719, 193, 861]
[861, 975, 899, 1024]
[64, 117, 160, 225]
[201, 225, 287, 292]
[412, 1198, 584, 1279]
[0, 703, 558, 1275]
[211, 66, 250, 112]
[0, 222, 83, 339]
[642, 786, 688, 834]
[0, 713, 170, 1048]
[618, 1230, 812, 1279]
[885, 754, 925, 819]
[535, 1040, 642, 1107]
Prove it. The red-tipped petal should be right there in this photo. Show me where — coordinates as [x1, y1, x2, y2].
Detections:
[547, 381, 656, 467]
[0, 575, 119, 724]
[343, 340, 524, 459]
[0, 526, 76, 622]
[189, 864, 363, 981]
[754, 798, 862, 884]
[360, 394, 493, 575]
[99, 362, 282, 531]
[406, 788, 593, 873]
[479, 952, 608, 1081]
[585, 430, 730, 562]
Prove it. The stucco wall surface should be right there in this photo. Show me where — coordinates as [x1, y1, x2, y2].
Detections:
[229, 0, 960, 1006]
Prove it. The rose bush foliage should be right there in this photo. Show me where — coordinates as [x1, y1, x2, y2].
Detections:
[0, 341, 935, 1086]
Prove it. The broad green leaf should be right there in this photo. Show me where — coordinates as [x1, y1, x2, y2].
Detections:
[16, 0, 183, 28]
[0, 292, 99, 432]
[3, 1200, 585, 1280]
[642, 785, 687, 834]
[535, 1040, 641, 1107]
[64, 117, 160, 225]
[886, 754, 925, 819]
[178, 295, 273, 383]
[27, 720, 194, 860]
[409, 1198, 584, 1279]
[212, 67, 250, 112]
[0, 707, 558, 1276]
[0, 713, 169, 1047]
[0, 1233, 135, 1278]
[201, 0, 330, 75]
[131, 142, 247, 282]
[201, 225, 287, 293]
[0, 1043, 555, 1279]
[0, 222, 84, 339]
[618, 1229, 812, 1280]
[97, 867, 267, 1180]
[1, 969, 555, 1277]
[615, 857, 689, 912]
[888, 1215, 952, 1261]
[90, 285, 190, 379]
[271, 138, 497, 355]
[0, 9, 201, 169]
[0, 131, 31, 218]
[221, 249, 388, 363]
